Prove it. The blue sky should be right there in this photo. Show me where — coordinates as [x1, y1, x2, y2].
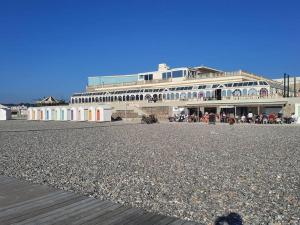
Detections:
[0, 0, 299, 103]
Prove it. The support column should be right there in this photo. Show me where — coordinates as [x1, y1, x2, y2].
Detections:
[200, 107, 204, 114]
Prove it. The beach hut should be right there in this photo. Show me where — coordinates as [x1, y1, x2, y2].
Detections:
[0, 104, 12, 120]
[27, 104, 112, 122]
[88, 106, 96, 121]
[46, 108, 51, 120]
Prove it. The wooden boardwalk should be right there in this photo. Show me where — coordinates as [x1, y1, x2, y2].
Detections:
[0, 176, 201, 225]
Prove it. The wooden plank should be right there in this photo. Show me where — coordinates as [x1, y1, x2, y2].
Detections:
[41, 199, 106, 225]
[72, 202, 121, 225]
[15, 198, 95, 225]
[52, 200, 113, 225]
[0, 192, 71, 217]
[0, 182, 56, 208]
[123, 212, 157, 225]
[141, 214, 169, 225]
[97, 207, 143, 225]
[2, 195, 86, 225]
[0, 191, 63, 211]
[168, 219, 187, 225]
[109, 208, 148, 225]
[183, 221, 201, 225]
[86, 205, 131, 225]
[153, 216, 178, 225]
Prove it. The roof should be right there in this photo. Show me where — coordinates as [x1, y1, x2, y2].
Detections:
[37, 96, 59, 104]
[0, 104, 9, 109]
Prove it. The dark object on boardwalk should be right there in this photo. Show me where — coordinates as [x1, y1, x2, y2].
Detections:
[141, 114, 158, 124]
[208, 113, 216, 124]
[215, 212, 243, 225]
[228, 117, 235, 125]
[111, 116, 122, 121]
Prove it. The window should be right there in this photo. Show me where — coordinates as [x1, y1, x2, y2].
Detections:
[260, 88, 268, 97]
[227, 90, 232, 96]
[162, 73, 167, 80]
[248, 88, 258, 96]
[233, 83, 239, 87]
[225, 83, 233, 87]
[212, 84, 219, 88]
[172, 70, 183, 78]
[198, 92, 204, 98]
[233, 89, 242, 96]
[206, 91, 211, 98]
[242, 89, 248, 96]
[221, 90, 227, 97]
[180, 93, 187, 99]
[175, 93, 179, 99]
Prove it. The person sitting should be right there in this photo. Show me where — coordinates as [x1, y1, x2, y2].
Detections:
[291, 113, 298, 123]
[241, 115, 246, 123]
[262, 114, 268, 124]
[268, 113, 276, 124]
[247, 111, 253, 123]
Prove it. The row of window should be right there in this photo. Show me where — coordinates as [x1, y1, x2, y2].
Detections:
[139, 74, 153, 81]
[71, 88, 269, 104]
[72, 81, 269, 97]
[162, 70, 187, 80]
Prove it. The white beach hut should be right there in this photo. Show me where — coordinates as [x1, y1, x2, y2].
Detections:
[0, 104, 12, 120]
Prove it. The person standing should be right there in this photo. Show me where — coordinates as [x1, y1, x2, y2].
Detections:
[247, 111, 253, 123]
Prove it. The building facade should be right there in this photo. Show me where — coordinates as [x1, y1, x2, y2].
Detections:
[70, 64, 299, 119]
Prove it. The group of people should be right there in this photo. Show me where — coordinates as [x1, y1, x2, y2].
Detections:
[219, 111, 298, 124]
[175, 111, 299, 124]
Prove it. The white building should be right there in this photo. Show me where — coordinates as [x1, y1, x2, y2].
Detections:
[0, 104, 12, 120]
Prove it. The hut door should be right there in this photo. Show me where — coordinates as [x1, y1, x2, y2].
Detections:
[84, 109, 88, 121]
[96, 109, 100, 121]
[88, 110, 92, 121]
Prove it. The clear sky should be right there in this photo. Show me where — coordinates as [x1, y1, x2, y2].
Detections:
[0, 0, 299, 103]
